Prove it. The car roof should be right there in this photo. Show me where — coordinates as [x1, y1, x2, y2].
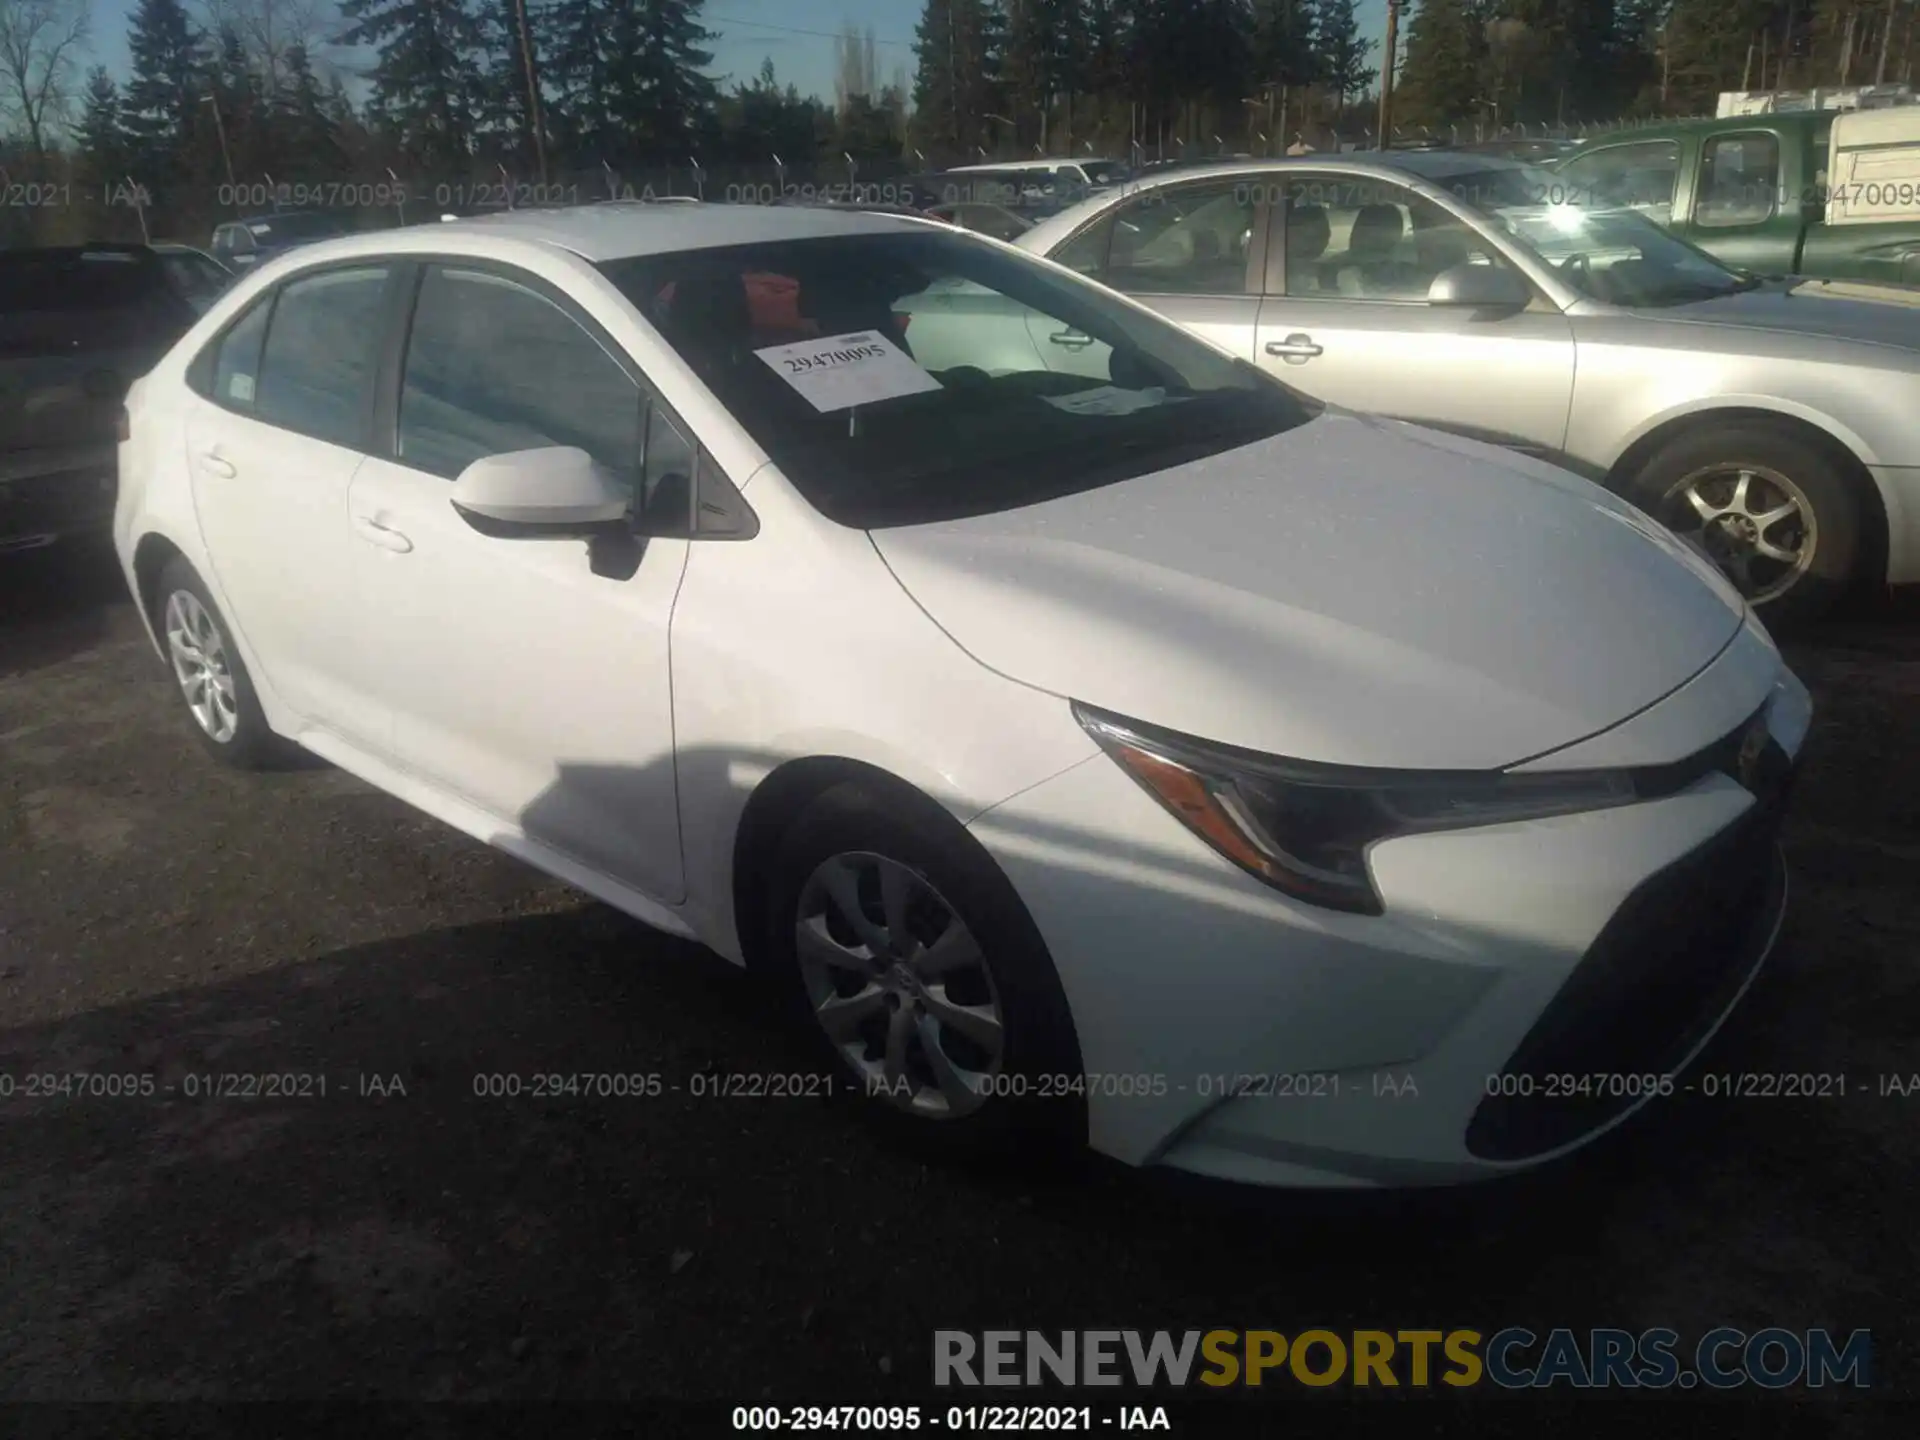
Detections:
[1015, 152, 1544, 254]
[270, 202, 944, 266]
[1372, 149, 1540, 179]
[1570, 111, 1826, 144]
[947, 160, 1083, 173]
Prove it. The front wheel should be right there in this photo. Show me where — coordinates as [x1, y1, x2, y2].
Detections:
[763, 781, 1087, 1160]
[1628, 422, 1864, 627]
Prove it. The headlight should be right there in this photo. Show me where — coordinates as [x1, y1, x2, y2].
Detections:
[1075, 703, 1638, 915]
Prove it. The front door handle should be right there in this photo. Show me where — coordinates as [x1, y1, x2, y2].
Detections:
[196, 450, 237, 478]
[352, 514, 413, 554]
[1265, 333, 1324, 364]
[1049, 329, 1096, 350]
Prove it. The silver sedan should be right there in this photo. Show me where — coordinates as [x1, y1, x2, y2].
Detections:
[1016, 151, 1920, 621]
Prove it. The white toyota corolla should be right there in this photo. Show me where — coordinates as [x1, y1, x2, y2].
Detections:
[114, 204, 1810, 1186]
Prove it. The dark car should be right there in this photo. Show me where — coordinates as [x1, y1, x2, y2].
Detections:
[1, 246, 201, 554]
[209, 210, 357, 272]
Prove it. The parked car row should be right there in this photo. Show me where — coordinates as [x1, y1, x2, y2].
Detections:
[1551, 106, 1920, 283]
[110, 198, 1813, 1191]
[1012, 147, 1920, 622]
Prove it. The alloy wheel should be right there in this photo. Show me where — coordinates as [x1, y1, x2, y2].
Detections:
[164, 589, 239, 742]
[793, 851, 1006, 1118]
[1665, 463, 1815, 605]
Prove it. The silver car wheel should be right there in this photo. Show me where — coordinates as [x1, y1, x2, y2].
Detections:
[164, 589, 239, 743]
[794, 851, 1005, 1119]
[1666, 463, 1815, 605]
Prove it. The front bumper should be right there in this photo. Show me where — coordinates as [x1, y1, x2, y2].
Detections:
[0, 459, 118, 553]
[967, 647, 1809, 1188]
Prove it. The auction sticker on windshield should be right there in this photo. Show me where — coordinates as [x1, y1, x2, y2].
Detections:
[754, 330, 941, 412]
[1043, 385, 1182, 417]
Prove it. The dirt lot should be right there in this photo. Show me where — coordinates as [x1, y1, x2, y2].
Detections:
[1, 541, 1916, 1429]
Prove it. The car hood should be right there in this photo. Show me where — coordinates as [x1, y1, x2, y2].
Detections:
[1655, 282, 1920, 357]
[870, 413, 1746, 771]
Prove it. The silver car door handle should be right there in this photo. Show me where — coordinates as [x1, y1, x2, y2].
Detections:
[1049, 329, 1096, 349]
[351, 514, 413, 554]
[1265, 334, 1324, 363]
[196, 451, 237, 478]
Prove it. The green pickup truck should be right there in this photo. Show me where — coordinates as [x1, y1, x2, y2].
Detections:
[1552, 108, 1920, 283]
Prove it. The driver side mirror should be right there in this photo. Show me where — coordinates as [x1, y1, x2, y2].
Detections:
[450, 447, 633, 538]
[1426, 262, 1530, 312]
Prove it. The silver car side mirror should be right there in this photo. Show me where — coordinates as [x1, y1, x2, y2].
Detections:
[1427, 262, 1530, 311]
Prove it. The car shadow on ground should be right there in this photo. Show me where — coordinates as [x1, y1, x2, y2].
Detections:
[1, 750, 1908, 1409]
[0, 542, 128, 679]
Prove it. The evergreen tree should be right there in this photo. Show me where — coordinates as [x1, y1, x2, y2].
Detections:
[546, 0, 604, 158]
[913, 0, 1004, 159]
[1309, 0, 1375, 103]
[209, 24, 261, 178]
[1000, 0, 1086, 150]
[122, 0, 206, 184]
[1250, 0, 1318, 88]
[719, 59, 828, 167]
[338, 0, 486, 176]
[1393, 0, 1489, 130]
[550, 0, 717, 166]
[1658, 0, 1784, 112]
[474, 0, 551, 165]
[272, 43, 346, 176]
[75, 66, 130, 187]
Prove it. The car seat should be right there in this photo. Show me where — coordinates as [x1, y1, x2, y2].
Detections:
[660, 269, 756, 385]
[1331, 204, 1420, 297]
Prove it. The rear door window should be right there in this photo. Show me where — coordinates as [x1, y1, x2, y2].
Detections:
[251, 266, 391, 448]
[1696, 134, 1781, 226]
[208, 299, 272, 410]
[1556, 140, 1682, 224]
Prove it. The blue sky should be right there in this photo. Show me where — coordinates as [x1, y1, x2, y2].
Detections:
[83, 0, 1391, 104]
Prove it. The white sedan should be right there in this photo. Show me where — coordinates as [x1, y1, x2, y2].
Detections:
[114, 203, 1810, 1187]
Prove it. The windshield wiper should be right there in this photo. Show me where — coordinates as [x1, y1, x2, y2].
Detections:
[1644, 276, 1764, 306]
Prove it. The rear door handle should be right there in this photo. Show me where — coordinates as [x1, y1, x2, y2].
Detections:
[351, 514, 413, 554]
[1265, 333, 1324, 363]
[1049, 329, 1096, 350]
[196, 450, 237, 478]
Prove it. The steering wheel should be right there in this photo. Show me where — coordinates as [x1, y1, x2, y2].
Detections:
[1559, 252, 1592, 282]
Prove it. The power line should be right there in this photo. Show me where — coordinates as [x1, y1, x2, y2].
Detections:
[705, 10, 916, 49]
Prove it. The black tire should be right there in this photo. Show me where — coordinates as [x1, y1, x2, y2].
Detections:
[763, 780, 1087, 1161]
[1627, 421, 1865, 628]
[153, 557, 284, 769]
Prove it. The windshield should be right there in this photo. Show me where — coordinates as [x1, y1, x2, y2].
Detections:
[1082, 162, 1130, 186]
[598, 231, 1317, 528]
[1440, 165, 1757, 306]
[159, 251, 231, 312]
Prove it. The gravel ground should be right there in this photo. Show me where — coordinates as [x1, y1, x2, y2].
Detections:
[1, 541, 1916, 1431]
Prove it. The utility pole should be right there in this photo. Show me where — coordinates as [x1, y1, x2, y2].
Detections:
[513, 0, 548, 183]
[1377, 0, 1400, 150]
[201, 94, 237, 194]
